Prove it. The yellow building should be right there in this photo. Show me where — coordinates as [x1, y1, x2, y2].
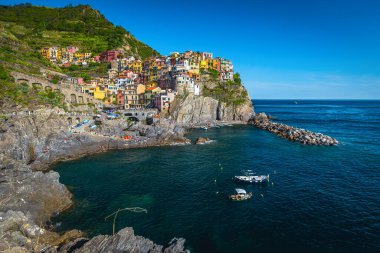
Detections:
[41, 47, 51, 59]
[57, 47, 66, 60]
[81, 85, 95, 96]
[200, 60, 207, 69]
[84, 52, 92, 58]
[129, 60, 142, 73]
[137, 84, 146, 95]
[146, 81, 157, 88]
[94, 86, 107, 100]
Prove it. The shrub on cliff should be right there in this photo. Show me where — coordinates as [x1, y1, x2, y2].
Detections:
[202, 72, 249, 107]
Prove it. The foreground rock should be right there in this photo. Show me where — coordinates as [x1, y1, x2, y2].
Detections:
[0, 108, 189, 252]
[250, 113, 338, 146]
[54, 227, 188, 253]
[195, 137, 211, 144]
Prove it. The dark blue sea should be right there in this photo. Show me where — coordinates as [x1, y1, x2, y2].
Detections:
[54, 100, 380, 253]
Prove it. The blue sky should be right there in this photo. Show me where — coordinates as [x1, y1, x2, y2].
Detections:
[3, 0, 380, 99]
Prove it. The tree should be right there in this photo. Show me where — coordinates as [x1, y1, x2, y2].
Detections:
[233, 73, 241, 84]
[52, 75, 59, 84]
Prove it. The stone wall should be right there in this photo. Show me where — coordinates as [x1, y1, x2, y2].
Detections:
[11, 72, 103, 110]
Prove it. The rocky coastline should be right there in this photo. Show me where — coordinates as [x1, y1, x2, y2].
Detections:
[249, 113, 338, 146]
[0, 108, 190, 252]
[0, 102, 338, 252]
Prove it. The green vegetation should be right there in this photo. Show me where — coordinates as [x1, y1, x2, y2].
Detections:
[208, 68, 219, 79]
[202, 73, 249, 106]
[0, 4, 159, 77]
[0, 4, 159, 57]
[51, 75, 59, 84]
[62, 62, 110, 78]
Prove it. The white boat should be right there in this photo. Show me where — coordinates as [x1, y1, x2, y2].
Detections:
[234, 170, 269, 183]
[229, 188, 252, 201]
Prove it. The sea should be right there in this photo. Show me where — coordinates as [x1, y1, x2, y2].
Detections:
[54, 100, 380, 253]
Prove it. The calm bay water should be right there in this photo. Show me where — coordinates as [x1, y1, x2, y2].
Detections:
[54, 100, 380, 253]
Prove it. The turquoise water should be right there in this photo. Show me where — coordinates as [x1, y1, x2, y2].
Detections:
[54, 100, 380, 253]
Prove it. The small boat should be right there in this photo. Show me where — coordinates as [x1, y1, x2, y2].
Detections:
[201, 126, 208, 130]
[229, 188, 252, 201]
[234, 170, 269, 183]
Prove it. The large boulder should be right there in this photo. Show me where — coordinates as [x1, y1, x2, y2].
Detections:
[195, 137, 210, 144]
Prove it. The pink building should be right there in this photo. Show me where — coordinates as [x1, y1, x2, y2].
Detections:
[66, 46, 79, 53]
[118, 70, 135, 79]
[77, 77, 84, 85]
[100, 50, 123, 62]
[116, 90, 125, 106]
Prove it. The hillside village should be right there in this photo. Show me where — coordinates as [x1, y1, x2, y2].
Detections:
[40, 46, 235, 112]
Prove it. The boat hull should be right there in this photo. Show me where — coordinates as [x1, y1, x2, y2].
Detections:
[229, 192, 253, 201]
[234, 175, 269, 183]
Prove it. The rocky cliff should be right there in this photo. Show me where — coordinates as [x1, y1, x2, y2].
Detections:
[170, 94, 254, 125]
[169, 75, 255, 125]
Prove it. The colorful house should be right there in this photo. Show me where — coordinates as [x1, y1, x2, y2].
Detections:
[94, 86, 107, 100]
[154, 89, 176, 111]
[116, 90, 125, 106]
[100, 50, 122, 62]
[128, 60, 142, 73]
[199, 60, 207, 69]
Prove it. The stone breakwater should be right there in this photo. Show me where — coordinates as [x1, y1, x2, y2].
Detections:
[250, 113, 338, 146]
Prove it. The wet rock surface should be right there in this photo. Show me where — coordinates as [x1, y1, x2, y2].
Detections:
[250, 113, 338, 146]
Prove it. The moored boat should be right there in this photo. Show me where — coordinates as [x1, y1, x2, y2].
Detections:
[234, 170, 269, 183]
[229, 188, 252, 201]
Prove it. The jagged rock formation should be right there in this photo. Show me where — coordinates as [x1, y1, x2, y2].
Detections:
[170, 94, 254, 125]
[54, 227, 188, 253]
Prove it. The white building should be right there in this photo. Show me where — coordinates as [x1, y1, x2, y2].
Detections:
[202, 52, 213, 60]
[194, 83, 200, 96]
[221, 71, 234, 81]
[154, 89, 177, 111]
[174, 74, 196, 95]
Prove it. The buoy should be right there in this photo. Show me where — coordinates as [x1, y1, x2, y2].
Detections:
[214, 179, 217, 183]
[274, 170, 276, 174]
